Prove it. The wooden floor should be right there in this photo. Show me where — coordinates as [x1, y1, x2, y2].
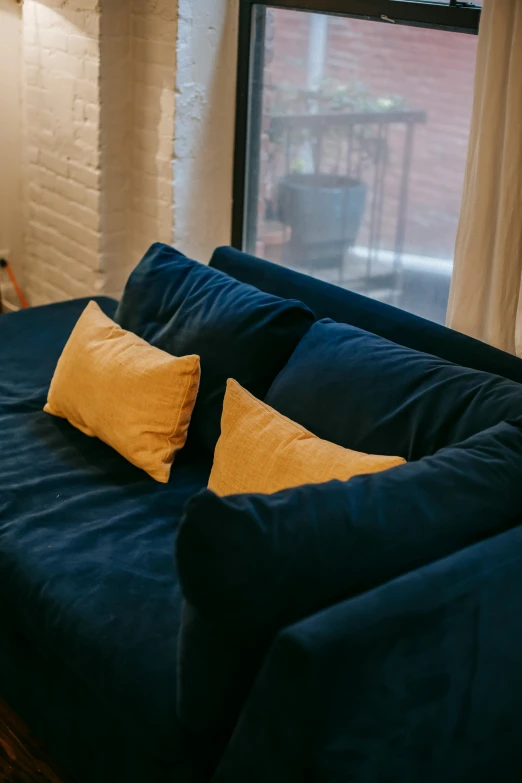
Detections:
[0, 698, 72, 783]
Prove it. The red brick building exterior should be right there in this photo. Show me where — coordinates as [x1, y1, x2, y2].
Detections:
[258, 10, 478, 261]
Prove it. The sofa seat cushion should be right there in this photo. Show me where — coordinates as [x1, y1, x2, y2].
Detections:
[265, 319, 522, 461]
[0, 299, 213, 765]
[0, 614, 220, 783]
[0, 406, 212, 762]
[0, 297, 118, 414]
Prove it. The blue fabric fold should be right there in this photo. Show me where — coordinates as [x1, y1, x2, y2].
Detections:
[176, 420, 522, 740]
[212, 525, 522, 783]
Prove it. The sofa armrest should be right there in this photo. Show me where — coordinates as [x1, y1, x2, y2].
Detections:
[212, 525, 522, 783]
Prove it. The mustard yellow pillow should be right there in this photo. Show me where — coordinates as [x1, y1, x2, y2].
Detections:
[208, 379, 405, 496]
[44, 301, 200, 483]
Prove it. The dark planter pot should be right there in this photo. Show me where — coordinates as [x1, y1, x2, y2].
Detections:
[278, 173, 367, 271]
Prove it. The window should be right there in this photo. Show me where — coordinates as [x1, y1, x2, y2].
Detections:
[234, 1, 481, 324]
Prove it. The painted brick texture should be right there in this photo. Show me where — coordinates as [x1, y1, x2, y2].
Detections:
[99, 1, 132, 299]
[130, 0, 177, 277]
[22, 0, 177, 305]
[23, 0, 102, 306]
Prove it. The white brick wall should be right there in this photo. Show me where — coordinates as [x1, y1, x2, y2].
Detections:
[18, 0, 236, 305]
[98, 1, 132, 298]
[22, 0, 177, 304]
[23, 0, 102, 306]
[130, 0, 177, 274]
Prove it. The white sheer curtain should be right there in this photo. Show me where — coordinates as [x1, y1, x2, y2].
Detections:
[446, 0, 522, 355]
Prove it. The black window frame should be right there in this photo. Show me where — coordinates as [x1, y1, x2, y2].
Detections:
[232, 0, 481, 250]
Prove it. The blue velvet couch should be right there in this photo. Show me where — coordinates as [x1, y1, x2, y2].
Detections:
[1, 245, 522, 783]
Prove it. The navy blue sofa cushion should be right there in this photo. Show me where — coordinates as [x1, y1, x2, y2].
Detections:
[0, 299, 214, 782]
[0, 296, 118, 415]
[114, 243, 314, 452]
[265, 319, 522, 461]
[0, 613, 221, 783]
[210, 246, 522, 383]
[212, 525, 522, 783]
[176, 421, 522, 737]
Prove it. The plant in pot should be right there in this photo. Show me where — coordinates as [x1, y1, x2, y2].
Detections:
[267, 80, 406, 275]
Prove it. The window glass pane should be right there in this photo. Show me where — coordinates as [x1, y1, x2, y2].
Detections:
[245, 7, 478, 324]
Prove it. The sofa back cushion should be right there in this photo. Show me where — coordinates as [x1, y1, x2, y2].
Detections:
[176, 420, 522, 739]
[210, 245, 522, 383]
[265, 319, 522, 461]
[115, 244, 314, 452]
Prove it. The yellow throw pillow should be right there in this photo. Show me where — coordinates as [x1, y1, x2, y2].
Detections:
[44, 301, 200, 483]
[208, 379, 405, 496]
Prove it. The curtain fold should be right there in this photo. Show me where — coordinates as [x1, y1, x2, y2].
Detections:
[446, 0, 522, 356]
